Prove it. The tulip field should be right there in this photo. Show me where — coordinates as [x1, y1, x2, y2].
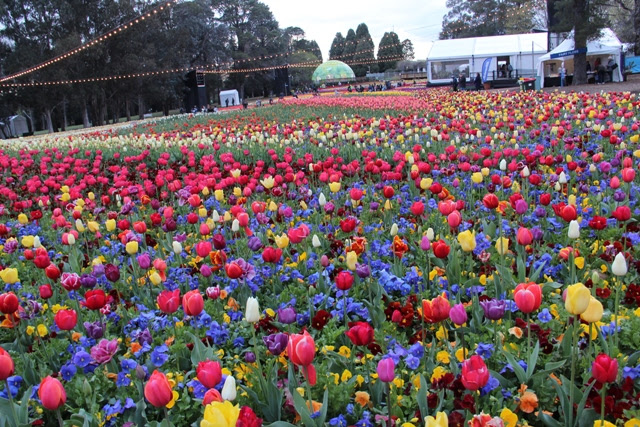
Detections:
[2, 88, 640, 427]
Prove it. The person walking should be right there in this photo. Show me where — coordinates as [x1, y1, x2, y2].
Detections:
[597, 61, 606, 84]
[559, 62, 566, 87]
[451, 74, 458, 92]
[474, 73, 482, 90]
[607, 56, 617, 83]
[459, 74, 466, 90]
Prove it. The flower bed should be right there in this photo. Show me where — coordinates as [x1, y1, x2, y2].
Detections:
[0, 89, 640, 427]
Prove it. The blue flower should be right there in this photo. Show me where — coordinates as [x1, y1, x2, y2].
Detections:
[537, 308, 552, 323]
[116, 372, 131, 388]
[72, 350, 92, 368]
[475, 343, 494, 359]
[329, 415, 347, 426]
[150, 344, 170, 367]
[480, 375, 499, 396]
[61, 363, 77, 381]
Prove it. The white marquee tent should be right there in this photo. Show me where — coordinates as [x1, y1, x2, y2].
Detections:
[536, 28, 623, 87]
[427, 33, 548, 84]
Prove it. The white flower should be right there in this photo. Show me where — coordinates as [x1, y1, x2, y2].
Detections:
[245, 297, 260, 323]
[567, 220, 580, 239]
[558, 172, 567, 184]
[221, 375, 236, 401]
[390, 223, 398, 236]
[499, 159, 507, 171]
[312, 235, 321, 248]
[318, 193, 327, 207]
[172, 241, 182, 254]
[612, 252, 628, 276]
[232, 219, 240, 232]
[426, 228, 434, 241]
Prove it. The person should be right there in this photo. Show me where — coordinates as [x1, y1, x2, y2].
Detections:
[459, 74, 466, 90]
[507, 63, 513, 78]
[597, 61, 606, 84]
[500, 64, 506, 77]
[225, 98, 229, 107]
[474, 73, 482, 90]
[451, 74, 458, 91]
[607, 56, 617, 83]
[242, 99, 248, 109]
[559, 62, 566, 87]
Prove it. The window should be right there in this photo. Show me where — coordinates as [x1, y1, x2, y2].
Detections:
[430, 60, 470, 80]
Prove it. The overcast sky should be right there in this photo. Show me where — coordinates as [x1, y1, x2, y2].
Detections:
[262, 0, 449, 62]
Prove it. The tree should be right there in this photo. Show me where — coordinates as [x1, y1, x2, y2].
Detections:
[329, 32, 345, 59]
[402, 39, 415, 60]
[377, 32, 403, 72]
[352, 23, 376, 77]
[600, 0, 640, 54]
[342, 29, 357, 63]
[552, 0, 607, 84]
[440, 0, 546, 39]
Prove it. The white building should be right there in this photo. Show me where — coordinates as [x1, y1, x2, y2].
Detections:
[426, 33, 548, 84]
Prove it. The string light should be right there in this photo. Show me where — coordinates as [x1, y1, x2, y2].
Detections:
[0, 53, 406, 88]
[0, 0, 180, 83]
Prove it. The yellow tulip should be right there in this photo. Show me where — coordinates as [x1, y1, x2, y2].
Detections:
[346, 251, 357, 270]
[105, 219, 116, 232]
[17, 213, 28, 224]
[149, 272, 162, 286]
[424, 412, 448, 427]
[200, 401, 240, 427]
[21, 235, 34, 248]
[471, 172, 483, 184]
[495, 237, 509, 255]
[565, 283, 590, 315]
[580, 296, 603, 323]
[198, 207, 207, 218]
[0, 268, 19, 284]
[457, 230, 476, 252]
[329, 182, 341, 193]
[233, 187, 242, 197]
[214, 189, 224, 201]
[624, 418, 640, 427]
[75, 219, 85, 232]
[274, 234, 289, 249]
[260, 176, 275, 189]
[87, 221, 100, 233]
[125, 241, 139, 255]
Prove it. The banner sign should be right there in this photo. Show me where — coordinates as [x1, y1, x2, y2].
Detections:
[481, 58, 492, 83]
[550, 48, 587, 59]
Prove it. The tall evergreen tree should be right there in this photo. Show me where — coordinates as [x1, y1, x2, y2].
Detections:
[377, 31, 403, 72]
[329, 32, 345, 60]
[352, 23, 376, 76]
[342, 29, 357, 63]
[402, 39, 415, 60]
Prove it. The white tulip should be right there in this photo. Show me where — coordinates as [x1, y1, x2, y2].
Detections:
[172, 241, 182, 254]
[499, 159, 507, 171]
[245, 297, 260, 323]
[521, 166, 530, 177]
[221, 375, 236, 401]
[33, 236, 41, 248]
[312, 235, 321, 248]
[568, 220, 580, 239]
[67, 234, 76, 245]
[232, 219, 240, 232]
[558, 172, 567, 184]
[318, 193, 326, 207]
[426, 227, 434, 241]
[390, 223, 398, 236]
[612, 252, 628, 276]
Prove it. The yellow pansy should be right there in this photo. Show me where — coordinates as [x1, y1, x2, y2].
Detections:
[625, 418, 640, 427]
[338, 346, 351, 358]
[500, 408, 518, 427]
[574, 257, 585, 269]
[26, 326, 35, 335]
[37, 324, 48, 337]
[430, 366, 448, 382]
[341, 370, 352, 382]
[436, 350, 451, 364]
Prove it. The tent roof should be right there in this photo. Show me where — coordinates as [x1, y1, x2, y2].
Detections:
[312, 60, 355, 82]
[538, 28, 622, 62]
[427, 33, 548, 61]
[219, 90, 239, 95]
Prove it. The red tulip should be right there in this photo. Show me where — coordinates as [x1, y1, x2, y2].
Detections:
[287, 330, 315, 366]
[383, 186, 394, 198]
[197, 360, 222, 388]
[432, 240, 450, 259]
[335, 271, 354, 291]
[482, 193, 499, 209]
[612, 206, 631, 222]
[339, 217, 357, 233]
[83, 289, 106, 311]
[559, 204, 577, 222]
[592, 353, 618, 383]
[513, 282, 542, 313]
[287, 224, 310, 244]
[54, 309, 77, 330]
[438, 200, 456, 215]
[157, 289, 181, 314]
[621, 168, 636, 183]
[447, 210, 462, 228]
[202, 388, 223, 405]
[0, 346, 14, 380]
[144, 370, 173, 407]
[516, 227, 533, 246]
[45, 264, 61, 281]
[0, 292, 19, 314]
[38, 376, 66, 410]
[225, 261, 243, 279]
[461, 355, 490, 391]
[195, 241, 212, 258]
[261, 247, 282, 264]
[212, 234, 226, 250]
[410, 201, 425, 216]
[345, 321, 374, 346]
[422, 295, 451, 323]
[349, 188, 364, 201]
[182, 290, 204, 316]
[588, 216, 607, 230]
[133, 221, 147, 234]
[539, 193, 551, 206]
[39, 284, 53, 299]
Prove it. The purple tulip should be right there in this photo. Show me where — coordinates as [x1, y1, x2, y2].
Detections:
[4, 239, 18, 254]
[84, 321, 105, 340]
[104, 264, 120, 282]
[244, 352, 256, 363]
[247, 236, 264, 252]
[531, 227, 544, 241]
[420, 236, 431, 251]
[320, 255, 330, 267]
[136, 328, 152, 346]
[514, 199, 528, 215]
[369, 202, 379, 211]
[278, 307, 297, 324]
[200, 264, 212, 277]
[599, 161, 611, 173]
[92, 263, 105, 277]
[136, 253, 151, 269]
[449, 303, 468, 325]
[80, 274, 97, 288]
[355, 263, 371, 279]
[324, 202, 335, 214]
[263, 333, 289, 356]
[480, 299, 506, 321]
[377, 358, 395, 382]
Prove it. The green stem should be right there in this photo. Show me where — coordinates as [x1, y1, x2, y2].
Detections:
[56, 409, 64, 427]
[173, 323, 180, 373]
[569, 316, 578, 427]
[599, 383, 607, 427]
[613, 277, 621, 356]
[303, 365, 314, 416]
[386, 382, 393, 427]
[5, 380, 19, 425]
[251, 326, 263, 374]
[526, 312, 531, 358]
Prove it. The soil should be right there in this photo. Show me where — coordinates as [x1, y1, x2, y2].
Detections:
[539, 73, 640, 94]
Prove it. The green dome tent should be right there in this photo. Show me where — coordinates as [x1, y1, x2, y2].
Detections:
[311, 60, 356, 83]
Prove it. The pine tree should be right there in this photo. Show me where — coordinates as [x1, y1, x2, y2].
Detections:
[352, 23, 376, 76]
[329, 32, 345, 60]
[377, 32, 403, 72]
[342, 29, 357, 63]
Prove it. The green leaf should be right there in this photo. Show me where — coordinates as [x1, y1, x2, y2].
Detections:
[526, 341, 540, 379]
[416, 374, 429, 420]
[502, 349, 527, 384]
[315, 389, 329, 427]
[537, 410, 563, 427]
[291, 389, 315, 427]
[265, 423, 298, 427]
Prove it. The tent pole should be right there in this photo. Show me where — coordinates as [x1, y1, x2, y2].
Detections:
[532, 41, 534, 77]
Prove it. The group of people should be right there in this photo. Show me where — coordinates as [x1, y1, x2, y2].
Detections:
[452, 73, 483, 91]
[558, 56, 618, 86]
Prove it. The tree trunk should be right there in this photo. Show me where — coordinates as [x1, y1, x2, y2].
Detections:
[61, 96, 68, 131]
[125, 98, 131, 122]
[635, 0, 640, 55]
[572, 0, 588, 85]
[44, 108, 54, 134]
[82, 98, 90, 128]
[138, 95, 145, 120]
